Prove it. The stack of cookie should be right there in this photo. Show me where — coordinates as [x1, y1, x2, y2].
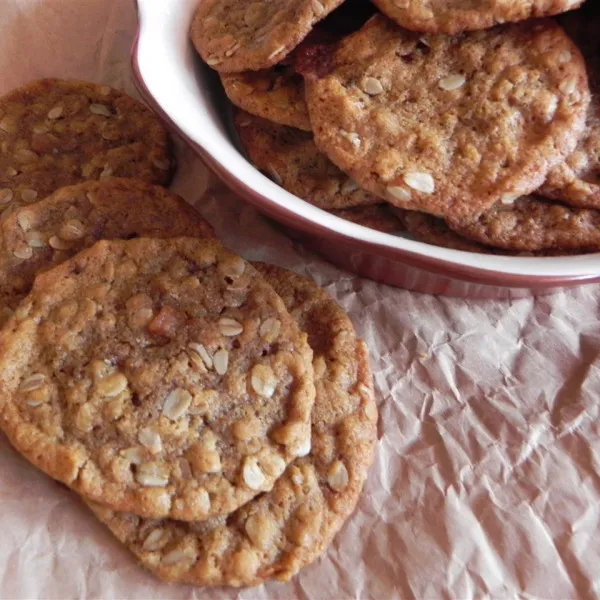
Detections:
[0, 78, 377, 586]
[191, 0, 600, 256]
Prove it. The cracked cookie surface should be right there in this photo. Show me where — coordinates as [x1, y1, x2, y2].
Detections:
[0, 239, 315, 521]
[0, 79, 173, 216]
[305, 15, 590, 221]
[0, 178, 213, 327]
[88, 263, 377, 587]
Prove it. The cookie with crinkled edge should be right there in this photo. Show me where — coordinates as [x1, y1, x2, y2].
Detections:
[222, 67, 311, 131]
[87, 263, 377, 587]
[372, 0, 584, 35]
[0, 239, 315, 521]
[305, 15, 590, 221]
[235, 112, 380, 210]
[0, 79, 174, 216]
[0, 178, 214, 327]
[446, 195, 600, 252]
[540, 6, 600, 208]
[331, 204, 403, 233]
[191, 0, 345, 73]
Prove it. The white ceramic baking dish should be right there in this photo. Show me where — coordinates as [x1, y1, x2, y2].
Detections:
[132, 0, 600, 297]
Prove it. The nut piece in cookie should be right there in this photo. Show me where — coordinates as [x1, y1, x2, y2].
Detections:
[235, 112, 381, 211]
[0, 238, 315, 521]
[372, 0, 584, 34]
[305, 15, 590, 221]
[0, 79, 174, 216]
[0, 178, 214, 326]
[87, 264, 377, 587]
[191, 0, 345, 73]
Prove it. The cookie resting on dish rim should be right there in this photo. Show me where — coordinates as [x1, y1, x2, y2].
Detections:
[131, 0, 600, 298]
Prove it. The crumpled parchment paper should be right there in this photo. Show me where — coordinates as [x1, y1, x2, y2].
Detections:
[1, 1, 600, 598]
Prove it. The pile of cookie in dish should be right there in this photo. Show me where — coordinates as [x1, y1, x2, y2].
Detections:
[0, 78, 377, 587]
[192, 0, 600, 256]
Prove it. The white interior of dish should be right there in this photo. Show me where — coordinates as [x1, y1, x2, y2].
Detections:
[134, 0, 600, 278]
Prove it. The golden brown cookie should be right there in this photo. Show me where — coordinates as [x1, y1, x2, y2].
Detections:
[0, 178, 213, 327]
[305, 15, 590, 221]
[331, 204, 403, 233]
[221, 66, 311, 131]
[540, 6, 600, 208]
[0, 79, 173, 216]
[87, 264, 377, 587]
[220, 0, 379, 130]
[0, 239, 315, 521]
[235, 112, 380, 210]
[372, 0, 584, 34]
[446, 195, 600, 252]
[191, 0, 344, 73]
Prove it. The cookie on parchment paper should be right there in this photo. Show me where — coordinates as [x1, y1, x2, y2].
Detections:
[372, 0, 584, 34]
[305, 15, 590, 221]
[0, 238, 315, 522]
[88, 263, 377, 587]
[235, 111, 380, 210]
[191, 0, 344, 73]
[0, 178, 214, 326]
[0, 79, 173, 216]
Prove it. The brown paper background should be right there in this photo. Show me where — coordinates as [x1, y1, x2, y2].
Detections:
[1, 1, 600, 598]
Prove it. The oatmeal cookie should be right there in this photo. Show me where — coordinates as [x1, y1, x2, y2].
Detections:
[331, 204, 403, 233]
[0, 239, 315, 521]
[305, 15, 590, 221]
[191, 0, 344, 73]
[222, 67, 311, 131]
[88, 264, 377, 587]
[372, 0, 584, 34]
[540, 7, 600, 208]
[394, 209, 491, 252]
[235, 112, 380, 210]
[0, 79, 173, 216]
[394, 207, 587, 255]
[446, 195, 600, 252]
[0, 178, 213, 327]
